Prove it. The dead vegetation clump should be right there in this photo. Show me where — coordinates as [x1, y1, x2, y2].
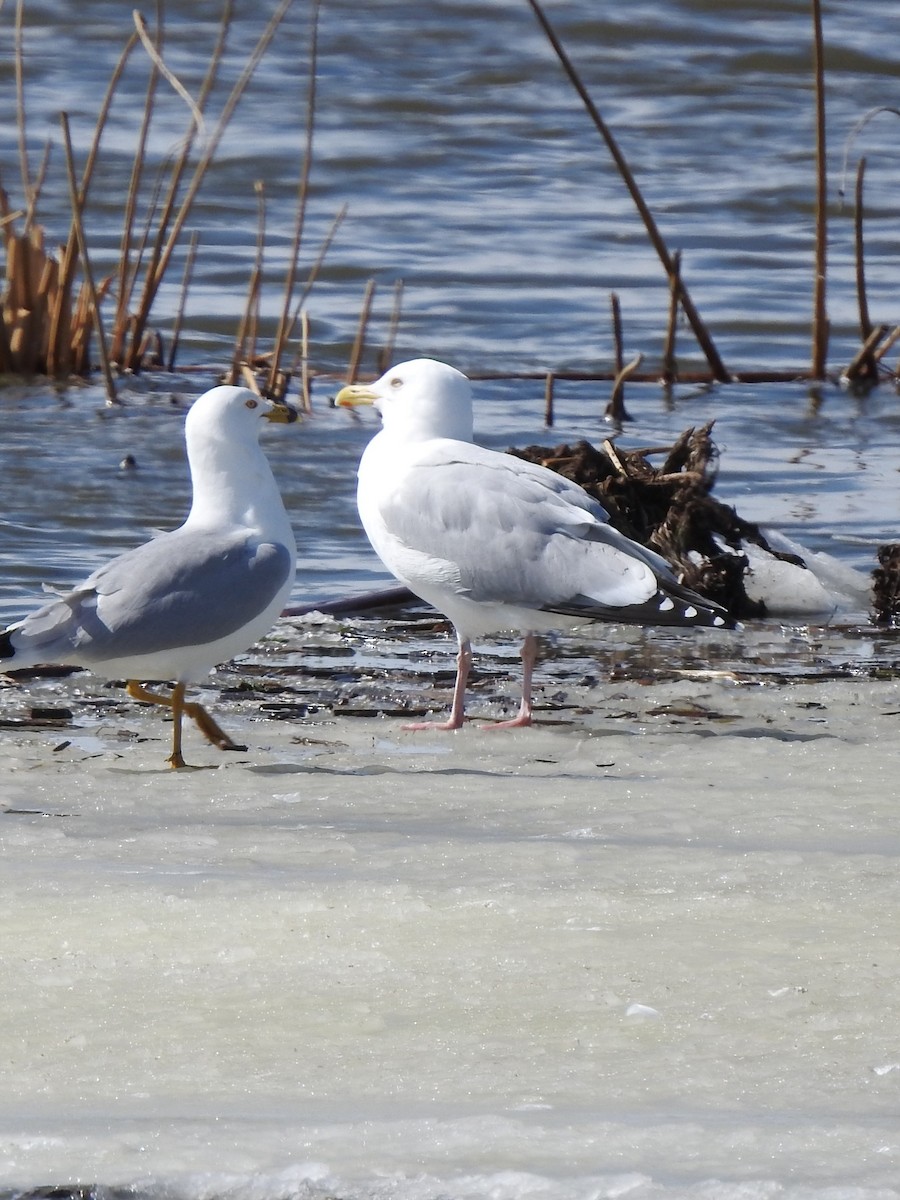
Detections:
[871, 544, 900, 626]
[508, 424, 804, 619]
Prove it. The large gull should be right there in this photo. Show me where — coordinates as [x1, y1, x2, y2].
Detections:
[336, 358, 734, 730]
[1, 385, 297, 767]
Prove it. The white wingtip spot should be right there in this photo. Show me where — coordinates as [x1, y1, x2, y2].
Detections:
[658, 596, 675, 611]
[684, 605, 698, 619]
[714, 615, 726, 627]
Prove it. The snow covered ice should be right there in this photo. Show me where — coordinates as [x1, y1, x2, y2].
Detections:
[2, 639, 900, 1200]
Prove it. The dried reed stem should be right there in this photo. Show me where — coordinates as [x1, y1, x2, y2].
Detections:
[60, 113, 117, 404]
[230, 180, 267, 385]
[48, 30, 139, 376]
[810, 0, 829, 379]
[129, 0, 291, 368]
[122, 0, 233, 364]
[526, 0, 729, 383]
[377, 278, 405, 374]
[543, 371, 555, 426]
[112, 8, 163, 360]
[854, 157, 871, 345]
[874, 323, 900, 363]
[286, 203, 348, 371]
[268, 0, 321, 394]
[610, 291, 623, 375]
[299, 309, 312, 413]
[844, 324, 886, 384]
[661, 249, 681, 384]
[346, 279, 377, 383]
[14, 0, 31, 224]
[606, 352, 641, 422]
[167, 227, 199, 371]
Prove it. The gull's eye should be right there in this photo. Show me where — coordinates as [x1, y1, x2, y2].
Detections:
[245, 397, 259, 409]
[389, 377, 403, 389]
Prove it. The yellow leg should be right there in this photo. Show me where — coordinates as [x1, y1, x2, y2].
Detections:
[125, 680, 247, 768]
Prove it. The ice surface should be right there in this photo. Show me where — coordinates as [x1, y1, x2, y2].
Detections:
[2, 652, 900, 1199]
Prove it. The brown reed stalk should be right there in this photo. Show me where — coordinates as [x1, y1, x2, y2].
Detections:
[26, 139, 51, 229]
[47, 30, 139, 376]
[810, 0, 829, 379]
[14, 0, 31, 223]
[111, 6, 164, 363]
[854, 157, 871, 344]
[117, 3, 232, 367]
[230, 181, 267, 385]
[120, 8, 222, 364]
[377, 278, 405, 374]
[526, 0, 730, 383]
[60, 113, 117, 404]
[127, 0, 293, 371]
[298, 309, 312, 413]
[346, 279, 377, 383]
[543, 371, 555, 426]
[606, 353, 641, 422]
[268, 0, 321, 395]
[286, 202, 348, 374]
[661, 249, 681, 384]
[874, 323, 900, 363]
[167, 228, 199, 371]
[610, 291, 623, 375]
[844, 324, 886, 385]
[841, 155, 881, 387]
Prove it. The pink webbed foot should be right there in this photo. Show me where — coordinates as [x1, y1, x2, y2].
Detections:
[401, 714, 466, 731]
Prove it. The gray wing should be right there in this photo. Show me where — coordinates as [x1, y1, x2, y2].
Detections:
[4, 528, 294, 665]
[381, 447, 729, 626]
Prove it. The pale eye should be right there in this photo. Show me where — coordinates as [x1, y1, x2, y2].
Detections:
[245, 397, 259, 409]
[389, 377, 403, 389]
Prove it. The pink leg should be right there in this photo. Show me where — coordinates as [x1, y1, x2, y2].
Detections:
[483, 632, 537, 730]
[403, 636, 472, 731]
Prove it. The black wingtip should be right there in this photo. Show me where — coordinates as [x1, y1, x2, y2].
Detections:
[543, 587, 738, 631]
[651, 590, 738, 630]
[0, 627, 15, 661]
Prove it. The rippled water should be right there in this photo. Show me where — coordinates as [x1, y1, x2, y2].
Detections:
[3, 2, 900, 1197]
[2, 0, 900, 612]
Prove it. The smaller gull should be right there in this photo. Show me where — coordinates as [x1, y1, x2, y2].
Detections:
[1, 386, 298, 767]
[337, 358, 734, 731]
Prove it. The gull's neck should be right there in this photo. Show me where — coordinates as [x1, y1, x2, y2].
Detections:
[183, 430, 290, 540]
